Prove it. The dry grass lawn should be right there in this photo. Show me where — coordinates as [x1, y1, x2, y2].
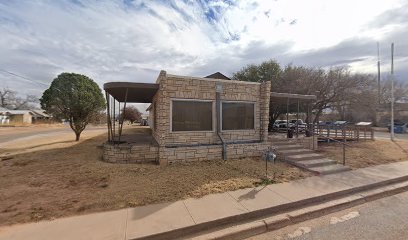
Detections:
[318, 139, 408, 169]
[0, 132, 310, 227]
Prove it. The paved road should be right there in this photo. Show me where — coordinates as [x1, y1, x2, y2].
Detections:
[0, 125, 106, 143]
[248, 191, 408, 240]
[375, 131, 408, 141]
[0, 127, 70, 143]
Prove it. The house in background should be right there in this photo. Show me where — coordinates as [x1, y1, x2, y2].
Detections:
[31, 110, 52, 123]
[0, 108, 52, 125]
[4, 110, 34, 125]
[103, 70, 270, 165]
[0, 107, 10, 125]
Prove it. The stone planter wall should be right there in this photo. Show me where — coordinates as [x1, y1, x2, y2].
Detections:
[159, 142, 270, 165]
[103, 143, 159, 164]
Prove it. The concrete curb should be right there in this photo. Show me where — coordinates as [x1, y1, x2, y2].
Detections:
[191, 179, 408, 240]
[131, 174, 408, 240]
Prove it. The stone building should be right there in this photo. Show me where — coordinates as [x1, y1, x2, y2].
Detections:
[103, 70, 271, 165]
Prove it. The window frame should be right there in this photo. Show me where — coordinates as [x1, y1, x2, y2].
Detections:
[170, 98, 215, 133]
[221, 100, 256, 131]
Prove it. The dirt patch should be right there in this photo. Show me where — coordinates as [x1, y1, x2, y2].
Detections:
[317, 139, 408, 169]
[0, 132, 310, 227]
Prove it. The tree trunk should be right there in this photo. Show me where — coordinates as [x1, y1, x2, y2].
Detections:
[75, 132, 81, 141]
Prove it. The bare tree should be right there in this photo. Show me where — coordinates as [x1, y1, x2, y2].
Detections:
[121, 106, 142, 124]
[0, 87, 39, 110]
[0, 88, 15, 109]
[294, 67, 373, 123]
[234, 60, 403, 126]
[380, 78, 408, 104]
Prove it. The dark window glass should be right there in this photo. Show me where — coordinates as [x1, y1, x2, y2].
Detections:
[172, 101, 212, 131]
[222, 102, 254, 130]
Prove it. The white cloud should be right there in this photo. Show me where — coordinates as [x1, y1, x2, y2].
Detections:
[0, 0, 407, 104]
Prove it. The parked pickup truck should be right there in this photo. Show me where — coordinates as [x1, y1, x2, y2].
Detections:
[289, 119, 307, 132]
[272, 120, 294, 130]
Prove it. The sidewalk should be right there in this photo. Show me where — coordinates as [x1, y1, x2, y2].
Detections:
[2, 161, 408, 240]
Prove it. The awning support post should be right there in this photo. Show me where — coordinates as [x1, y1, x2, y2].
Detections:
[118, 88, 128, 143]
[105, 91, 111, 142]
[296, 99, 299, 138]
[113, 97, 116, 143]
[286, 97, 289, 138]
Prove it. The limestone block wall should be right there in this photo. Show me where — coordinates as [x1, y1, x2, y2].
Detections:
[103, 143, 159, 164]
[260, 81, 271, 142]
[227, 142, 270, 159]
[295, 137, 318, 150]
[9, 114, 32, 124]
[160, 142, 270, 165]
[150, 71, 271, 147]
[107, 71, 272, 165]
[145, 71, 272, 165]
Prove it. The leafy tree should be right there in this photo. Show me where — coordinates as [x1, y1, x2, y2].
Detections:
[233, 59, 282, 129]
[40, 73, 105, 141]
[121, 106, 142, 124]
[233, 59, 281, 83]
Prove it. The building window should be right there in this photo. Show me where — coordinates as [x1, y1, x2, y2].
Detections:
[172, 100, 213, 131]
[222, 102, 255, 130]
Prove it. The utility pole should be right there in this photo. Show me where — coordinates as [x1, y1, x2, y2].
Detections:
[377, 42, 381, 105]
[390, 43, 395, 141]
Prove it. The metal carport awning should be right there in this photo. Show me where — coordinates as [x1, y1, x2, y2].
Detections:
[103, 82, 159, 143]
[104, 82, 159, 103]
[270, 92, 317, 138]
[270, 92, 317, 102]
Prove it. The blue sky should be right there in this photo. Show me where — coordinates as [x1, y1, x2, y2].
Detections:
[1, 0, 407, 102]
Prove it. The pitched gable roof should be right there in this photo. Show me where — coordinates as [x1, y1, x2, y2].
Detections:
[204, 72, 231, 80]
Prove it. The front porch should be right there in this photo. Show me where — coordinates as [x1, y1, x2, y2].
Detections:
[103, 81, 160, 164]
[103, 126, 159, 164]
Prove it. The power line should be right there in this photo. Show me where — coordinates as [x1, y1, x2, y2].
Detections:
[0, 68, 48, 86]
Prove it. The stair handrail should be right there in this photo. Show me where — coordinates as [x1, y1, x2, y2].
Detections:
[311, 124, 354, 166]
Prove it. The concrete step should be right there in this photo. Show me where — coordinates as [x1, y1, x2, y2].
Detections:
[274, 144, 304, 150]
[289, 158, 337, 168]
[277, 148, 313, 156]
[286, 153, 326, 161]
[309, 164, 352, 175]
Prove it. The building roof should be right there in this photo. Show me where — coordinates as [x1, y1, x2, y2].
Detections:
[104, 82, 159, 103]
[204, 72, 231, 80]
[31, 110, 51, 118]
[270, 92, 317, 103]
[1, 110, 34, 115]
